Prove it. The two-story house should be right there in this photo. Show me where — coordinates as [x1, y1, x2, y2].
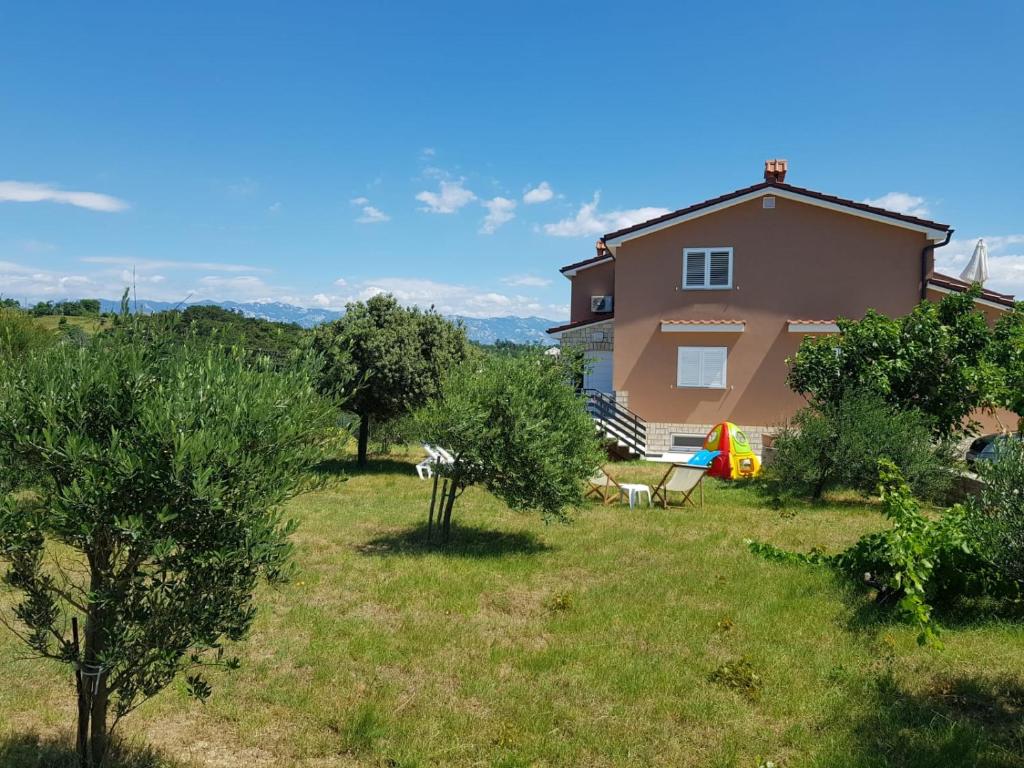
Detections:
[548, 160, 1016, 457]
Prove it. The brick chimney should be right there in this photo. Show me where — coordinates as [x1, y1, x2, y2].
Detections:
[764, 159, 788, 183]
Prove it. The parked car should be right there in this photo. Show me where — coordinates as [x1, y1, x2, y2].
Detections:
[967, 433, 1023, 466]
[966, 434, 1000, 465]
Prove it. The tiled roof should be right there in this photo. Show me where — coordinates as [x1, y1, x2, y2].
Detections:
[787, 319, 838, 325]
[545, 315, 614, 335]
[928, 273, 1016, 308]
[601, 180, 951, 242]
[660, 319, 746, 325]
[558, 253, 612, 274]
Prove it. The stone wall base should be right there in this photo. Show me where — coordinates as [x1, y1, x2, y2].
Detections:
[645, 422, 773, 455]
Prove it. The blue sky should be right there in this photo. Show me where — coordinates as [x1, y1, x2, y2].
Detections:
[2, 1, 1022, 318]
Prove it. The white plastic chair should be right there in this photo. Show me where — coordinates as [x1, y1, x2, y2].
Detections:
[416, 444, 442, 480]
[434, 446, 455, 465]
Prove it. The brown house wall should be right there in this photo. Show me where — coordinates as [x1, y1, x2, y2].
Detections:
[611, 196, 929, 428]
[569, 261, 615, 324]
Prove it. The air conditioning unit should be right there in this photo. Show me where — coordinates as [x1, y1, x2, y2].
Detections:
[591, 295, 613, 314]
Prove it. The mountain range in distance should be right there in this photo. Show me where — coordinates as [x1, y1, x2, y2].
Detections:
[94, 298, 564, 345]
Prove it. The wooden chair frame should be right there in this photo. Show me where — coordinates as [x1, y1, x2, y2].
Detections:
[584, 467, 624, 505]
[651, 463, 707, 509]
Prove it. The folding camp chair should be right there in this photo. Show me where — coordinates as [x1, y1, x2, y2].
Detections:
[584, 467, 623, 505]
[651, 463, 709, 509]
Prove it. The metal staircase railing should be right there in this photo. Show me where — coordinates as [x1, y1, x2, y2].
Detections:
[583, 388, 647, 456]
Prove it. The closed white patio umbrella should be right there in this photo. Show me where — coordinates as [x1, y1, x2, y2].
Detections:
[959, 238, 990, 285]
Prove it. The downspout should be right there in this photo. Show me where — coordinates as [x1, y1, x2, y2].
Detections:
[920, 229, 953, 300]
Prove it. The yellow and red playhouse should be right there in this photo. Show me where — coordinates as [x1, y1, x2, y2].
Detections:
[703, 422, 761, 480]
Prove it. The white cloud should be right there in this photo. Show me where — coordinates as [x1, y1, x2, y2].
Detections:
[502, 274, 552, 287]
[19, 239, 57, 253]
[356, 205, 391, 224]
[543, 193, 669, 238]
[80, 256, 270, 273]
[348, 196, 390, 224]
[416, 180, 476, 214]
[309, 276, 565, 318]
[479, 197, 516, 234]
[935, 234, 1024, 297]
[119, 269, 166, 285]
[192, 274, 280, 300]
[863, 192, 930, 218]
[421, 147, 436, 157]
[523, 181, 554, 204]
[268, 201, 282, 214]
[0, 181, 129, 212]
[226, 178, 259, 197]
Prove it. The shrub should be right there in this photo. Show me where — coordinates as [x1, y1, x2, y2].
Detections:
[759, 388, 954, 503]
[0, 307, 53, 359]
[972, 436, 1024, 587]
[750, 462, 996, 644]
[372, 413, 417, 455]
[751, 462, 1021, 645]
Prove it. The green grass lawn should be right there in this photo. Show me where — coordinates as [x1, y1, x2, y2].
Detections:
[1, 451, 1022, 767]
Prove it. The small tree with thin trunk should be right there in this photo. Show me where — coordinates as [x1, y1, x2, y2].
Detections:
[312, 294, 469, 467]
[0, 320, 338, 766]
[415, 350, 603, 542]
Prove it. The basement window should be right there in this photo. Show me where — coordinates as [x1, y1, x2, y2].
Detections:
[670, 434, 706, 452]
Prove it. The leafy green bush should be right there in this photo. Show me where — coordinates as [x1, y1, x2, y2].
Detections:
[0, 307, 53, 359]
[372, 413, 418, 454]
[759, 388, 954, 503]
[750, 462, 998, 644]
[972, 436, 1024, 587]
[753, 466, 1015, 647]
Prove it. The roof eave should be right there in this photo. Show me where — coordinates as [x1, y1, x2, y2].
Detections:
[602, 182, 950, 253]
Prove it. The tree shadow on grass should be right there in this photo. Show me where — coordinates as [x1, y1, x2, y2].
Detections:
[818, 672, 1024, 768]
[313, 456, 414, 478]
[0, 733, 186, 768]
[842, 580, 1024, 640]
[357, 521, 552, 559]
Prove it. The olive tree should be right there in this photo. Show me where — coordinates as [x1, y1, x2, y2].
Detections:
[312, 294, 469, 466]
[0, 321, 338, 766]
[415, 350, 603, 542]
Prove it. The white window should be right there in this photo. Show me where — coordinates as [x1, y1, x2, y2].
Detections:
[683, 247, 733, 289]
[677, 346, 727, 389]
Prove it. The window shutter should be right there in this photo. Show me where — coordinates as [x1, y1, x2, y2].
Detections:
[677, 348, 701, 387]
[701, 348, 727, 388]
[708, 250, 731, 287]
[684, 250, 707, 288]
